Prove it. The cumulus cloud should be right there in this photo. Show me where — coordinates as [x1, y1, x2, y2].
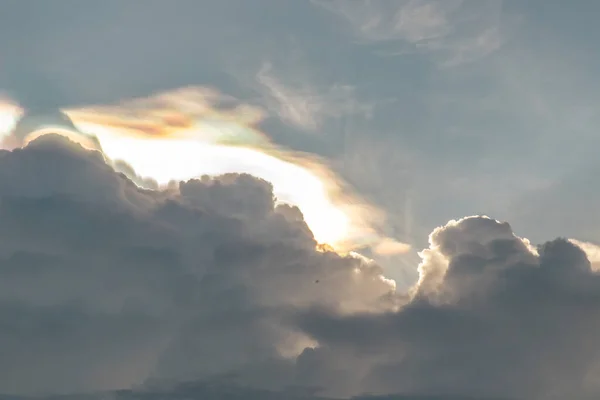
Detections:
[0, 134, 397, 396]
[3, 135, 600, 400]
[295, 216, 600, 399]
[311, 0, 511, 66]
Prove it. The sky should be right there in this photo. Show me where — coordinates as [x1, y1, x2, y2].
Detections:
[1, 1, 600, 399]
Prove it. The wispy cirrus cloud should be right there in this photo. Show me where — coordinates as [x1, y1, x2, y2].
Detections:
[311, 0, 513, 66]
[256, 62, 374, 132]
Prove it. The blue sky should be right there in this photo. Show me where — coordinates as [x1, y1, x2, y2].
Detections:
[1, 0, 600, 273]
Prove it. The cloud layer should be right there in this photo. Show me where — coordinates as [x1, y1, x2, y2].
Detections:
[296, 217, 600, 399]
[1, 134, 600, 400]
[0, 134, 397, 395]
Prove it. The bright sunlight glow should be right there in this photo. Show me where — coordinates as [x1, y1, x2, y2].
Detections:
[0, 87, 409, 254]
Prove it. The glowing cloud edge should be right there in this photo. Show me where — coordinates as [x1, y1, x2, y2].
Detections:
[0, 88, 410, 256]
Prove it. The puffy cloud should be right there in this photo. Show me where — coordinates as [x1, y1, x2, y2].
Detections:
[294, 216, 600, 399]
[0, 87, 410, 256]
[0, 134, 396, 395]
[3, 135, 600, 400]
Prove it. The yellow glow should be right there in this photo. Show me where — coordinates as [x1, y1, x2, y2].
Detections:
[0, 88, 409, 254]
[23, 128, 100, 151]
[74, 122, 353, 246]
[0, 99, 22, 141]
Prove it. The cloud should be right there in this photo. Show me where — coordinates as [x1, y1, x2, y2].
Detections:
[0, 134, 398, 395]
[2, 136, 600, 399]
[0, 87, 410, 256]
[255, 63, 373, 132]
[569, 239, 600, 271]
[294, 216, 600, 399]
[311, 0, 510, 66]
[0, 381, 518, 400]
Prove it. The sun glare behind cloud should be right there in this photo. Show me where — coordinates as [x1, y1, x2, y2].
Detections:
[0, 97, 22, 140]
[0, 88, 409, 255]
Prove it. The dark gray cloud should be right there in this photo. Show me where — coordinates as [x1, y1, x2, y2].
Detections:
[0, 382, 516, 400]
[2, 135, 600, 400]
[0, 134, 396, 396]
[294, 216, 600, 399]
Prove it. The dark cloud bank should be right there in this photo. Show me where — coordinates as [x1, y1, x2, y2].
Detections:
[1, 134, 600, 400]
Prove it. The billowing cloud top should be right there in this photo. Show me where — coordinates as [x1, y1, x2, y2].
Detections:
[0, 134, 600, 400]
[296, 216, 600, 399]
[0, 88, 410, 257]
[0, 134, 397, 395]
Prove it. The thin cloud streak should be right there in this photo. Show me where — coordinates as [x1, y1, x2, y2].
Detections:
[311, 0, 510, 66]
[255, 62, 374, 132]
